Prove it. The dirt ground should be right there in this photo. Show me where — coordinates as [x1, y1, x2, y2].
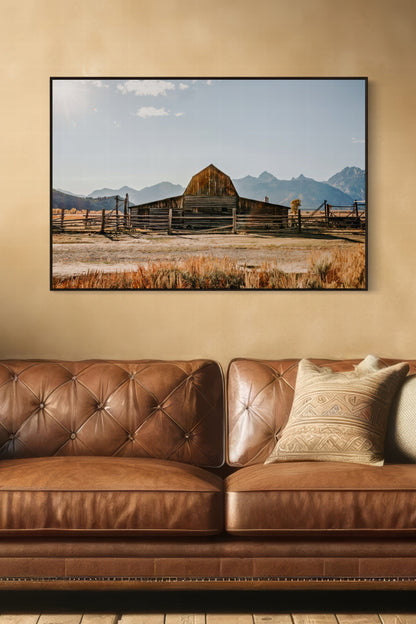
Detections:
[52, 231, 365, 277]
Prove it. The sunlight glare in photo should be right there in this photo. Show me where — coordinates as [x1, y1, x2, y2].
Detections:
[53, 80, 90, 117]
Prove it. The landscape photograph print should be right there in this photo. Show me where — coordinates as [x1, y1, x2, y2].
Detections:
[51, 77, 367, 290]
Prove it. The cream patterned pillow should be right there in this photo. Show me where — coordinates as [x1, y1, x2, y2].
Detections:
[385, 375, 416, 463]
[265, 356, 409, 466]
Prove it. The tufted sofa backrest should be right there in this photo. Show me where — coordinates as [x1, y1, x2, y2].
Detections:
[0, 359, 224, 467]
[227, 358, 416, 467]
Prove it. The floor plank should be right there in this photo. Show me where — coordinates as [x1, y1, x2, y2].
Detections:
[380, 617, 416, 624]
[0, 618, 40, 624]
[118, 617, 165, 624]
[165, 617, 206, 624]
[206, 616, 253, 624]
[81, 617, 118, 624]
[337, 616, 381, 624]
[292, 617, 337, 624]
[3, 615, 416, 624]
[254, 617, 293, 624]
[37, 617, 82, 624]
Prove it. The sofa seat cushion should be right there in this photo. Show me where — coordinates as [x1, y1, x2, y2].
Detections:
[225, 462, 416, 536]
[0, 456, 223, 536]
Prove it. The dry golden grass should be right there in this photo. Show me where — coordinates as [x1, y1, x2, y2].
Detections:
[52, 247, 366, 290]
[306, 246, 366, 289]
[52, 208, 86, 215]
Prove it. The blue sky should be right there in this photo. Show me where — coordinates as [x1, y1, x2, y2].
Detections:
[52, 78, 366, 195]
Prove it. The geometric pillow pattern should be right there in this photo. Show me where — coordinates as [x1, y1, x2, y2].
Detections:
[265, 356, 409, 466]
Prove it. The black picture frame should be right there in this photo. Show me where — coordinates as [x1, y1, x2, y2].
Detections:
[50, 77, 368, 291]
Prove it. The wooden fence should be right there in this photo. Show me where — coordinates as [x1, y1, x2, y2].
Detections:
[52, 194, 130, 234]
[131, 212, 236, 234]
[52, 198, 366, 235]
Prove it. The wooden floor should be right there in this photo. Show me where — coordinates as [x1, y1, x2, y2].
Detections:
[0, 615, 416, 624]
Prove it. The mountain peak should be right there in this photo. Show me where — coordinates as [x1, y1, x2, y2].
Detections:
[339, 166, 362, 174]
[327, 166, 365, 200]
[258, 171, 277, 182]
[233, 167, 361, 209]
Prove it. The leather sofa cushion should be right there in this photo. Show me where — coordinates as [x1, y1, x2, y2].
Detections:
[0, 456, 223, 536]
[227, 358, 416, 467]
[225, 462, 416, 535]
[0, 359, 224, 467]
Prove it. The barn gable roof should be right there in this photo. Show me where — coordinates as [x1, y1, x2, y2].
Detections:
[184, 164, 239, 197]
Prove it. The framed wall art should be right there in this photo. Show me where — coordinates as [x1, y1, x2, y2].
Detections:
[51, 77, 367, 290]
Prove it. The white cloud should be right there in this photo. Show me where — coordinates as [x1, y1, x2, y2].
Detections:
[79, 79, 108, 88]
[90, 80, 109, 89]
[352, 137, 365, 144]
[179, 83, 189, 90]
[175, 112, 184, 117]
[117, 80, 176, 97]
[136, 106, 169, 118]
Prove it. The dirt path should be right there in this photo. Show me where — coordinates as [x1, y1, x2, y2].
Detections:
[52, 232, 365, 277]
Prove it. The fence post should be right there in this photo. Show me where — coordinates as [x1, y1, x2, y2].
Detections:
[60, 207, 65, 232]
[124, 194, 130, 229]
[168, 208, 172, 235]
[297, 209, 302, 233]
[232, 207, 237, 234]
[115, 196, 119, 231]
[354, 200, 359, 219]
[324, 200, 329, 226]
[85, 209, 89, 229]
[100, 208, 106, 233]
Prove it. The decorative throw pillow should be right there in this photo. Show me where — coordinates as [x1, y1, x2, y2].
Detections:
[265, 356, 409, 466]
[385, 375, 416, 463]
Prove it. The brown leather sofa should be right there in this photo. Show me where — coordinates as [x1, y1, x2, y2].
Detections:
[0, 357, 415, 591]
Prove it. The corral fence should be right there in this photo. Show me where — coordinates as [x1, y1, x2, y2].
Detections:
[290, 200, 366, 233]
[52, 196, 366, 235]
[52, 195, 130, 234]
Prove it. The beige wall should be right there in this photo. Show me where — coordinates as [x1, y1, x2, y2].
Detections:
[0, 0, 415, 371]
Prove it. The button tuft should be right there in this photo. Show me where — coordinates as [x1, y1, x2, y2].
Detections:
[70, 432, 77, 440]
[39, 403, 45, 409]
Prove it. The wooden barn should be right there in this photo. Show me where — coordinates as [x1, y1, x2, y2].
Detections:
[129, 164, 289, 232]
[183, 164, 239, 213]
